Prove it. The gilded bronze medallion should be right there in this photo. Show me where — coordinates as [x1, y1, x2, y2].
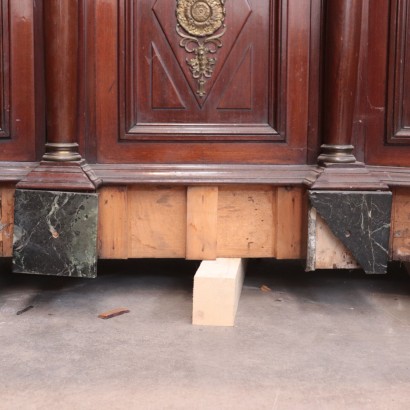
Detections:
[177, 0, 225, 37]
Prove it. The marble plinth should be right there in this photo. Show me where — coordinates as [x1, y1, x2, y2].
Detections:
[13, 190, 98, 278]
[309, 191, 392, 274]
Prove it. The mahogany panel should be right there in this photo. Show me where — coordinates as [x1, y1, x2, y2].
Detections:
[0, 0, 10, 139]
[322, 0, 362, 147]
[43, 0, 78, 146]
[363, 0, 410, 166]
[306, 0, 324, 164]
[94, 0, 314, 164]
[122, 0, 278, 141]
[0, 0, 41, 161]
[387, 0, 410, 144]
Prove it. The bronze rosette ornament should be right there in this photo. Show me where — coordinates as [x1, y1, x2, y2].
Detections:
[176, 0, 227, 98]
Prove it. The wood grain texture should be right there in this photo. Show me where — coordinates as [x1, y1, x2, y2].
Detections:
[16, 161, 97, 191]
[0, 185, 15, 257]
[286, 0, 311, 150]
[386, 0, 410, 144]
[95, 185, 308, 260]
[186, 187, 218, 260]
[92, 0, 313, 164]
[43, 0, 79, 145]
[391, 188, 410, 261]
[122, 0, 278, 141]
[91, 164, 320, 186]
[361, 0, 410, 166]
[217, 186, 275, 258]
[0, 0, 40, 161]
[0, 0, 10, 139]
[127, 186, 187, 258]
[98, 186, 128, 259]
[322, 0, 362, 147]
[276, 187, 306, 259]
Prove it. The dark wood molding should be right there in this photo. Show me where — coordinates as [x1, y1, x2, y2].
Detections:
[367, 166, 410, 187]
[310, 166, 389, 191]
[4, 162, 410, 188]
[0, 162, 37, 182]
[16, 161, 100, 192]
[318, 0, 363, 164]
[91, 164, 321, 186]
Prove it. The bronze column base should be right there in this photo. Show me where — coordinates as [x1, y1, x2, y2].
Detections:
[317, 144, 357, 166]
[43, 142, 82, 162]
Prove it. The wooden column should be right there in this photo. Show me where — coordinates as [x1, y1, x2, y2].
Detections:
[42, 0, 81, 161]
[318, 0, 363, 165]
[17, 0, 99, 191]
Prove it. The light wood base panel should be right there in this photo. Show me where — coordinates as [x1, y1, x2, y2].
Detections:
[186, 187, 218, 260]
[97, 185, 307, 260]
[0, 185, 15, 257]
[391, 188, 410, 261]
[127, 186, 187, 258]
[98, 186, 128, 259]
[192, 258, 245, 326]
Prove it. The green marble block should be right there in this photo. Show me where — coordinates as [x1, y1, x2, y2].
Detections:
[13, 189, 98, 278]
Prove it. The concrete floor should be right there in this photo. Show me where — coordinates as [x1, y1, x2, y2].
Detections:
[1, 259, 410, 410]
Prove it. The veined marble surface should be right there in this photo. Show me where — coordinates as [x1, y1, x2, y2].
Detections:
[309, 191, 392, 274]
[13, 190, 98, 278]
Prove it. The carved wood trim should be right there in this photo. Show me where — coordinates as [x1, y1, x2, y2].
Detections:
[4, 162, 410, 188]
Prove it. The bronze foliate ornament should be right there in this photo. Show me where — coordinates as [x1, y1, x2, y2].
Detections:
[176, 0, 226, 98]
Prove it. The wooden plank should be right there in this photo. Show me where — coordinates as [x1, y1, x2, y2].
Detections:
[186, 187, 218, 260]
[98, 186, 128, 259]
[276, 187, 306, 259]
[391, 188, 410, 261]
[0, 185, 15, 257]
[127, 186, 186, 258]
[193, 258, 245, 326]
[98, 308, 130, 319]
[217, 186, 275, 258]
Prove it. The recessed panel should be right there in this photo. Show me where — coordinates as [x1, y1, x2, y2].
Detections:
[122, 0, 280, 141]
[387, 0, 410, 143]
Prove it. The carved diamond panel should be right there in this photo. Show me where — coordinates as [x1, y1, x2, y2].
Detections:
[153, 0, 251, 105]
[121, 0, 282, 142]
